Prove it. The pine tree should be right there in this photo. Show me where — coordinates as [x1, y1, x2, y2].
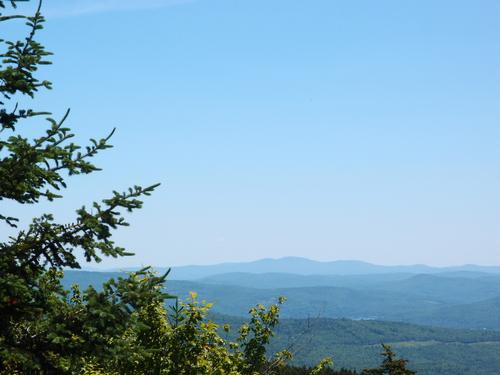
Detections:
[0, 2, 162, 372]
[361, 344, 416, 375]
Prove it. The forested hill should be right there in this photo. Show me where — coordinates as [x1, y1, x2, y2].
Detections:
[62, 270, 500, 374]
[103, 257, 500, 279]
[216, 314, 500, 374]
[63, 270, 500, 330]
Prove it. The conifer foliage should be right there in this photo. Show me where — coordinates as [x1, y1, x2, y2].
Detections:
[0, 1, 163, 372]
[361, 345, 415, 375]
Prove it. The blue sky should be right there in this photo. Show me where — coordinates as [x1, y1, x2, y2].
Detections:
[4, 0, 500, 268]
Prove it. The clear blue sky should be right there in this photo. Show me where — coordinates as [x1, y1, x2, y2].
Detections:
[5, 0, 500, 268]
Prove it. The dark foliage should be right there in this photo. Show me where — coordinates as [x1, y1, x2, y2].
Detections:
[279, 365, 358, 375]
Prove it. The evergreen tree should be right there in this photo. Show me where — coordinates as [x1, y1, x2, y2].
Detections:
[0, 2, 162, 372]
[361, 345, 415, 375]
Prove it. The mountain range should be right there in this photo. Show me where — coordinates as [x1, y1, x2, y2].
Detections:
[65, 257, 500, 373]
[67, 258, 500, 330]
[103, 257, 500, 280]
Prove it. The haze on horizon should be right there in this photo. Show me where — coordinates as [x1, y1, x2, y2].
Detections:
[5, 0, 500, 269]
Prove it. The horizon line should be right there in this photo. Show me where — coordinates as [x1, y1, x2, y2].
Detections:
[76, 256, 500, 271]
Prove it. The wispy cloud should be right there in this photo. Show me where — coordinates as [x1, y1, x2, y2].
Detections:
[44, 0, 196, 18]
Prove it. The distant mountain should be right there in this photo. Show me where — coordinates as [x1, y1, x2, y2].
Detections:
[104, 257, 500, 280]
[370, 273, 500, 304]
[199, 272, 500, 305]
[61, 271, 440, 320]
[200, 272, 414, 289]
[167, 281, 444, 321]
[163, 257, 437, 279]
[62, 270, 124, 289]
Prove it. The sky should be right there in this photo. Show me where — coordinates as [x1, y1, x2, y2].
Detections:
[3, 0, 500, 268]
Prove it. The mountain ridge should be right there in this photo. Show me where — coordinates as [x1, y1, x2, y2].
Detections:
[62, 269, 500, 330]
[94, 256, 500, 279]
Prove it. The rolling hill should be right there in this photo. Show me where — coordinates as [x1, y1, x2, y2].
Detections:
[215, 315, 500, 375]
[407, 296, 500, 330]
[102, 257, 500, 280]
[61, 268, 500, 373]
[63, 269, 500, 330]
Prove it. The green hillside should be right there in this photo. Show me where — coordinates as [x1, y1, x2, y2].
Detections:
[216, 315, 500, 375]
[62, 270, 500, 374]
[200, 271, 500, 305]
[168, 281, 443, 320]
[63, 270, 500, 330]
[408, 296, 500, 330]
[200, 272, 414, 290]
[371, 273, 500, 304]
